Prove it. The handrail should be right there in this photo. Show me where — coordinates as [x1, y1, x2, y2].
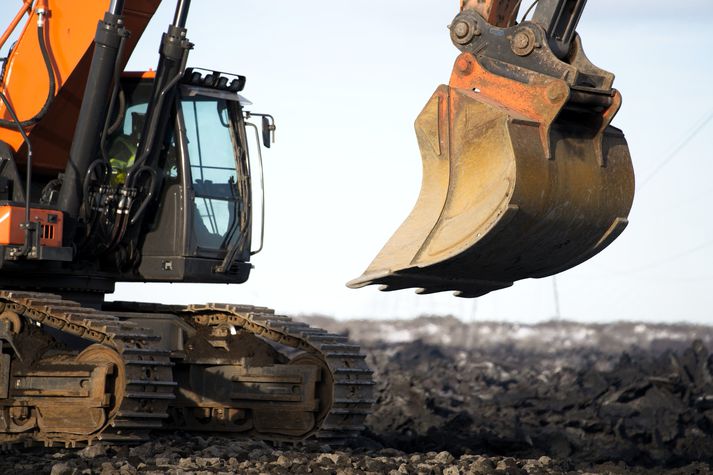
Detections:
[245, 122, 265, 256]
[0, 1, 33, 54]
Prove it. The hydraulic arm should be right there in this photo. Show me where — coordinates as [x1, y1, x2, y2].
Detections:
[0, 0, 162, 173]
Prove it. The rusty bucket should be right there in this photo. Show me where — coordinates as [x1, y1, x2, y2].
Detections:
[348, 54, 634, 298]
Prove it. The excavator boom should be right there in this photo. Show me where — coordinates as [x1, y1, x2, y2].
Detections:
[0, 0, 162, 173]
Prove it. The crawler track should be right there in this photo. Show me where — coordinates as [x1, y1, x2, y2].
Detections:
[110, 301, 375, 444]
[0, 291, 174, 447]
[0, 292, 373, 447]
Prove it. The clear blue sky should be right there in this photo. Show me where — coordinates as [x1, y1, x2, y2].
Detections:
[2, 1, 712, 322]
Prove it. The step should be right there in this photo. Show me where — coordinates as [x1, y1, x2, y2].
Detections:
[125, 359, 174, 367]
[319, 424, 365, 432]
[111, 419, 164, 429]
[97, 433, 149, 443]
[309, 335, 349, 343]
[112, 332, 161, 341]
[124, 391, 176, 400]
[333, 368, 373, 375]
[328, 408, 371, 415]
[333, 398, 376, 406]
[122, 348, 172, 356]
[320, 344, 361, 352]
[335, 379, 375, 386]
[324, 352, 366, 359]
[116, 410, 170, 419]
[126, 379, 178, 387]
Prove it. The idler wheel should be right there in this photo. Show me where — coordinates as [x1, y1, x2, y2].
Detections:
[77, 344, 126, 418]
[289, 353, 333, 426]
[0, 310, 21, 334]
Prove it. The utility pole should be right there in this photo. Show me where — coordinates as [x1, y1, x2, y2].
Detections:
[552, 276, 562, 319]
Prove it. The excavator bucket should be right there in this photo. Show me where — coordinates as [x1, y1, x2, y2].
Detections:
[349, 50, 634, 298]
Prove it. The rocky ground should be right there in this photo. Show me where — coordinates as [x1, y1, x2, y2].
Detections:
[3, 317, 713, 474]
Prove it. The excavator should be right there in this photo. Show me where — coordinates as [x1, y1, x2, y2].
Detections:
[0, 0, 633, 447]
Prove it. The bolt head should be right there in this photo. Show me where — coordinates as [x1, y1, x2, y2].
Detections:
[547, 83, 566, 102]
[453, 21, 470, 39]
[511, 28, 536, 56]
[514, 32, 530, 48]
[456, 56, 473, 75]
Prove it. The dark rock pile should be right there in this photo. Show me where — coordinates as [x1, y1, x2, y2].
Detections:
[3, 318, 713, 474]
[364, 338, 713, 467]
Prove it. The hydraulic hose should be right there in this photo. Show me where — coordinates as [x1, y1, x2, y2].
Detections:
[0, 22, 56, 129]
[100, 33, 128, 167]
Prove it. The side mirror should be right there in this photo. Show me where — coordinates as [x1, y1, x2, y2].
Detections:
[261, 115, 276, 149]
[244, 112, 276, 148]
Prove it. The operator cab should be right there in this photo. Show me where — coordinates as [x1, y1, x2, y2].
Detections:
[106, 68, 272, 284]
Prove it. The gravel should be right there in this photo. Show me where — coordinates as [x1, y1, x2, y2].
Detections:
[3, 317, 713, 474]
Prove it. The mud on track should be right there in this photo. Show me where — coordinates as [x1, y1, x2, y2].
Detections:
[3, 317, 713, 474]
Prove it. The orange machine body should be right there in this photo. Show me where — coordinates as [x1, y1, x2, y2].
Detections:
[0, 0, 162, 173]
[0, 205, 63, 247]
